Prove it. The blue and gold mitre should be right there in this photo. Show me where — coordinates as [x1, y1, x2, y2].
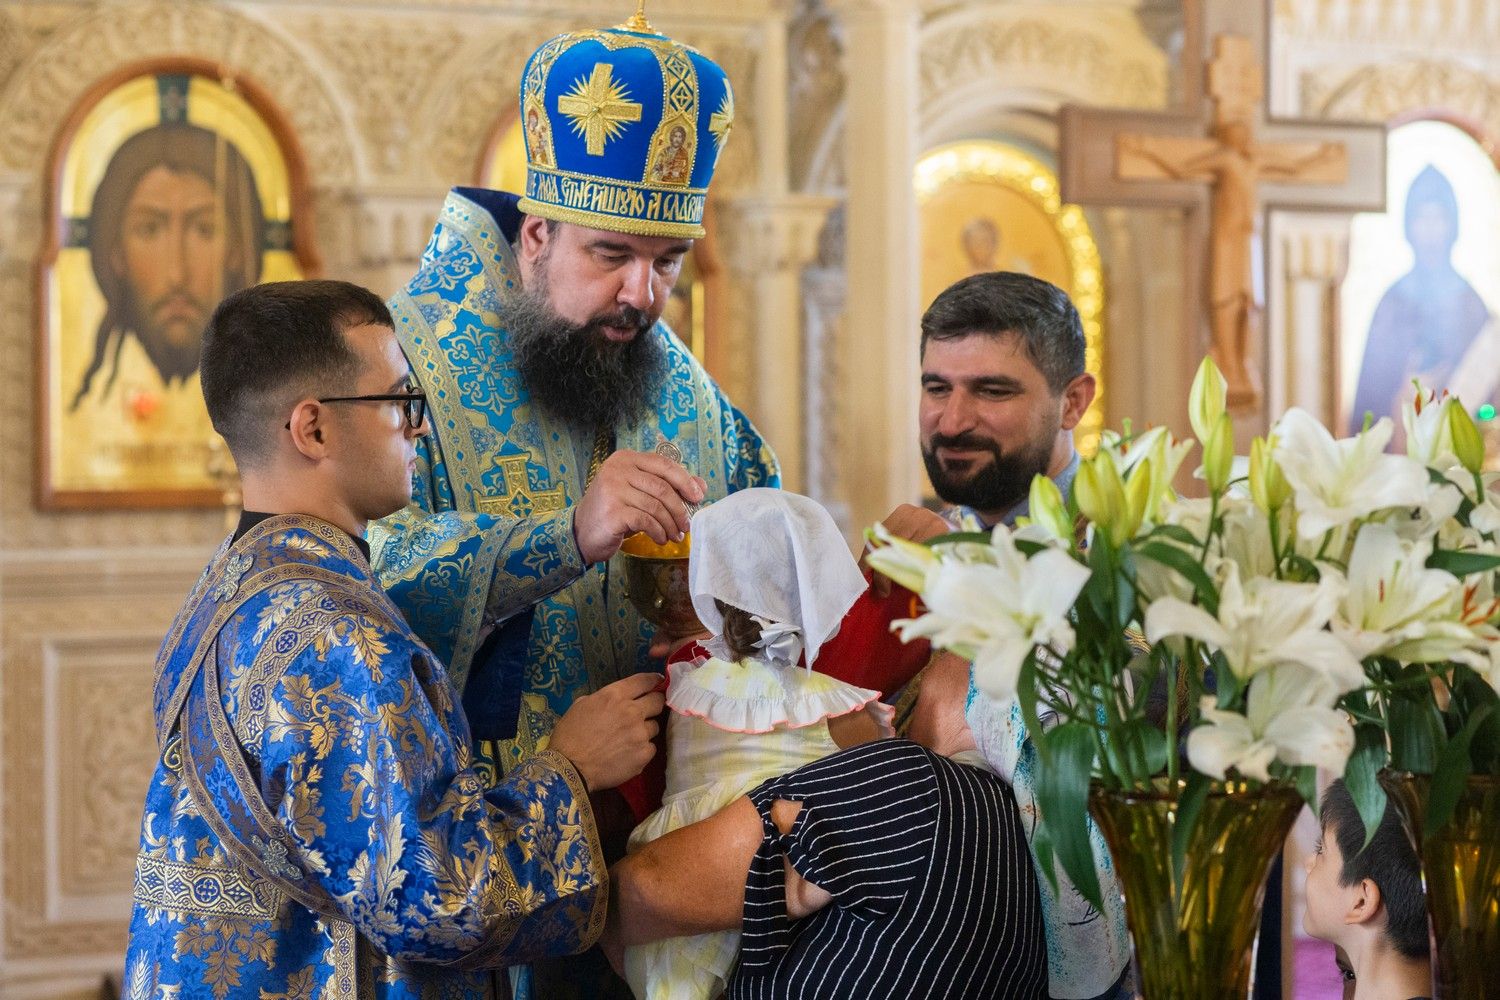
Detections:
[515, 3, 733, 239]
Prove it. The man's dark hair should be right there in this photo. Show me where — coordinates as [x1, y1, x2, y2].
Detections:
[75, 122, 266, 408]
[920, 271, 1085, 394]
[200, 280, 391, 467]
[1321, 779, 1429, 960]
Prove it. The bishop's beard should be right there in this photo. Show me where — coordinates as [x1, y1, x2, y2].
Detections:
[507, 280, 669, 433]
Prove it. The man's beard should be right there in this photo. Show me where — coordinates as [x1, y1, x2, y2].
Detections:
[921, 430, 1053, 514]
[507, 276, 668, 432]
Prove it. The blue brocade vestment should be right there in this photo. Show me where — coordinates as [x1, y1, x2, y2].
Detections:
[369, 187, 778, 773]
[125, 515, 605, 998]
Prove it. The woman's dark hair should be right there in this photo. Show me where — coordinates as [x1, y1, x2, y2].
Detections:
[715, 600, 763, 661]
[1321, 779, 1430, 960]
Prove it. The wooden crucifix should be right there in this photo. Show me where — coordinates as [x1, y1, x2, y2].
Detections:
[1060, 0, 1385, 412]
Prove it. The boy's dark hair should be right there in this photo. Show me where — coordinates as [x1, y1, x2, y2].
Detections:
[919, 271, 1085, 394]
[1321, 779, 1429, 960]
[200, 279, 393, 467]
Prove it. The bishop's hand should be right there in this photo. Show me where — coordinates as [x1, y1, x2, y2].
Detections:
[573, 450, 706, 565]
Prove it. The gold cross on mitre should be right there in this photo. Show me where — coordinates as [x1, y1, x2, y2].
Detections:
[619, 0, 653, 33]
[558, 63, 643, 156]
[478, 455, 567, 517]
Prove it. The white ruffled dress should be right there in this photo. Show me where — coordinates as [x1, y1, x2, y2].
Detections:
[623, 654, 889, 1000]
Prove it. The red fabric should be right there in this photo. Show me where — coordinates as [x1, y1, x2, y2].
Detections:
[815, 573, 932, 698]
[615, 585, 931, 825]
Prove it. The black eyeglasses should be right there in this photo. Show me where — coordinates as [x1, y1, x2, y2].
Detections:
[285, 390, 428, 430]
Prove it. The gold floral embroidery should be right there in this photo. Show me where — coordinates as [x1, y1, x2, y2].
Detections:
[277, 753, 331, 876]
[335, 814, 408, 944]
[265, 675, 368, 761]
[258, 965, 317, 1000]
[174, 916, 277, 1000]
[314, 615, 392, 679]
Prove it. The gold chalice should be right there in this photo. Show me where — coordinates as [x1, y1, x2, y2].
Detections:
[619, 531, 704, 636]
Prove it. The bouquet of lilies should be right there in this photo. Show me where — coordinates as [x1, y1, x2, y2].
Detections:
[867, 358, 1500, 907]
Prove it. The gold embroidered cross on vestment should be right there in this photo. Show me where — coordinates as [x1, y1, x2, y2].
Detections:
[479, 455, 568, 517]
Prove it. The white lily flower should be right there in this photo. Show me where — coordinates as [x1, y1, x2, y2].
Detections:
[1144, 563, 1364, 691]
[864, 523, 942, 594]
[1330, 523, 1481, 664]
[1403, 391, 1462, 471]
[893, 528, 1090, 701]
[1273, 408, 1431, 539]
[1187, 704, 1278, 782]
[1474, 627, 1500, 694]
[1216, 497, 1280, 581]
[1187, 664, 1355, 781]
[1472, 498, 1500, 537]
[1385, 480, 1465, 543]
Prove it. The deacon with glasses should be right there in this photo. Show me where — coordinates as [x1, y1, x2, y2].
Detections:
[124, 279, 665, 997]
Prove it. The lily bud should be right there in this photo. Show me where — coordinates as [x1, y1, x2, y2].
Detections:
[1028, 473, 1072, 543]
[1448, 401, 1486, 475]
[1124, 455, 1154, 540]
[1203, 412, 1234, 495]
[1076, 452, 1129, 546]
[1189, 355, 1227, 444]
[1248, 436, 1286, 512]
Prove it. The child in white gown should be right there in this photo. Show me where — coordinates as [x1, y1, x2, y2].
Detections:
[623, 488, 892, 1000]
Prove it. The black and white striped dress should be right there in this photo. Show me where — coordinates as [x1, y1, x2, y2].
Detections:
[727, 739, 1049, 999]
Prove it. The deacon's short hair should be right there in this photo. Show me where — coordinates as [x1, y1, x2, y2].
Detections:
[1320, 779, 1430, 961]
[200, 279, 392, 467]
[920, 271, 1085, 395]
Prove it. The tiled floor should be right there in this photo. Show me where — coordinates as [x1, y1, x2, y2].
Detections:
[1292, 936, 1346, 1000]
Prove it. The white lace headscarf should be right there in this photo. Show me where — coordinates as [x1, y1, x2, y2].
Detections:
[689, 488, 865, 669]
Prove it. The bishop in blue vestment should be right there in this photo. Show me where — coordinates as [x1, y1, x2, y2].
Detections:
[370, 10, 778, 776]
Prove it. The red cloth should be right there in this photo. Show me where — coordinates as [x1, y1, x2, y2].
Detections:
[615, 580, 932, 824]
[815, 572, 932, 698]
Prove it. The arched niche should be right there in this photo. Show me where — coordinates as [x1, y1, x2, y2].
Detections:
[915, 139, 1107, 452]
[36, 58, 318, 510]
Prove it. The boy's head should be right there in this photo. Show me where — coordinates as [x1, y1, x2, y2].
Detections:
[200, 279, 427, 524]
[1303, 779, 1429, 962]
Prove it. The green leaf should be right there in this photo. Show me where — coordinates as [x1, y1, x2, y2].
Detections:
[1117, 718, 1168, 777]
[1344, 724, 1390, 853]
[1034, 721, 1104, 912]
[1030, 820, 1061, 897]
[1113, 563, 1137, 630]
[1425, 549, 1500, 577]
[1453, 671, 1500, 773]
[1170, 772, 1211, 890]
[1386, 695, 1443, 774]
[1283, 554, 1323, 582]
[1014, 538, 1049, 558]
[925, 531, 995, 548]
[1135, 541, 1220, 616]
[1426, 704, 1495, 833]
[1147, 523, 1202, 547]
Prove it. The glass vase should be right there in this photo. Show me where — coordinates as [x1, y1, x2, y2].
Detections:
[1089, 779, 1303, 999]
[1380, 770, 1500, 1000]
